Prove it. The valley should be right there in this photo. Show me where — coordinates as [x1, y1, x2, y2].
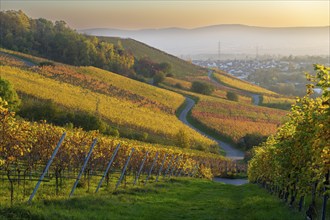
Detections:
[0, 9, 329, 220]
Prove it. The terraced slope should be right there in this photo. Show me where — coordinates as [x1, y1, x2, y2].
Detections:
[190, 95, 288, 144]
[0, 51, 216, 149]
[162, 84, 288, 146]
[211, 71, 276, 95]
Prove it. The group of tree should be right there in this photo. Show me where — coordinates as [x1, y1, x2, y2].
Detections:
[191, 81, 214, 95]
[0, 10, 173, 83]
[133, 57, 172, 85]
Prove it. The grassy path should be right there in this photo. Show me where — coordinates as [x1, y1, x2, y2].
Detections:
[0, 178, 304, 220]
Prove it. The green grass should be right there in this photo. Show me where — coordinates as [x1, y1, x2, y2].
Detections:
[0, 178, 305, 220]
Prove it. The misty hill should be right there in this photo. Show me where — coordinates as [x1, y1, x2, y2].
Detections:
[80, 25, 330, 56]
[100, 37, 206, 78]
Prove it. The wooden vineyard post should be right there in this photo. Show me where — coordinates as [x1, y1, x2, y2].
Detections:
[177, 162, 186, 177]
[28, 132, 66, 204]
[298, 195, 304, 212]
[144, 152, 159, 185]
[115, 148, 135, 190]
[95, 144, 121, 193]
[322, 170, 329, 220]
[191, 163, 199, 177]
[164, 155, 175, 178]
[133, 151, 149, 185]
[173, 157, 182, 177]
[156, 153, 167, 182]
[69, 139, 97, 197]
[169, 156, 180, 178]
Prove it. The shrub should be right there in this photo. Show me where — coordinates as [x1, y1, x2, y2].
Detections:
[191, 81, 214, 95]
[176, 129, 190, 149]
[153, 71, 165, 85]
[38, 61, 55, 67]
[226, 91, 238, 102]
[0, 78, 21, 111]
[175, 83, 183, 89]
[238, 133, 267, 151]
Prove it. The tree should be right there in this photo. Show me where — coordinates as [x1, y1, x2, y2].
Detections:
[191, 81, 214, 95]
[176, 129, 191, 149]
[226, 91, 238, 102]
[158, 62, 172, 74]
[0, 78, 21, 111]
[0, 10, 135, 78]
[153, 71, 165, 85]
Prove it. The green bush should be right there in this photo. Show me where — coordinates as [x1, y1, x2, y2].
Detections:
[176, 129, 190, 149]
[226, 91, 238, 102]
[153, 71, 165, 85]
[18, 96, 111, 134]
[191, 81, 214, 95]
[38, 61, 55, 66]
[238, 133, 267, 151]
[0, 78, 21, 111]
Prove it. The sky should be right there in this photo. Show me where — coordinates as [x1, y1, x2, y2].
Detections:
[1, 1, 329, 29]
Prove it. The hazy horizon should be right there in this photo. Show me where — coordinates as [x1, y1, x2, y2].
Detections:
[1, 1, 329, 29]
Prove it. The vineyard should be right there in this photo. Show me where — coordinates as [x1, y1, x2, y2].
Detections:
[190, 95, 288, 143]
[260, 94, 296, 110]
[211, 71, 276, 95]
[248, 65, 330, 220]
[0, 53, 216, 149]
[0, 100, 243, 206]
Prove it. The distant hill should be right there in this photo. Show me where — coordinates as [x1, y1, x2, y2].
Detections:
[80, 25, 330, 56]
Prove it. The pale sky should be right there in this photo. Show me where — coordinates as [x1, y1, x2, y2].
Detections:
[1, 1, 329, 29]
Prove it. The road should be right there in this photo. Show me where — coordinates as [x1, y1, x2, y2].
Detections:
[0, 51, 36, 67]
[178, 97, 244, 160]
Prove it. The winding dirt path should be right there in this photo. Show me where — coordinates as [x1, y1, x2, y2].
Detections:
[178, 97, 244, 160]
[0, 51, 37, 67]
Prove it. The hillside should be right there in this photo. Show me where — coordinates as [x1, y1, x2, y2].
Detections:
[0, 50, 216, 151]
[100, 37, 207, 78]
[211, 70, 276, 95]
[161, 84, 287, 147]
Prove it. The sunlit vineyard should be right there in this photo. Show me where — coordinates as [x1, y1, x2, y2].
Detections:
[261, 95, 295, 105]
[191, 95, 287, 143]
[77, 66, 184, 113]
[248, 65, 329, 219]
[212, 71, 276, 95]
[0, 100, 241, 205]
[163, 77, 192, 90]
[0, 64, 215, 149]
[32, 65, 183, 114]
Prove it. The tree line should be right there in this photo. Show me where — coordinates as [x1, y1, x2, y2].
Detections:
[0, 10, 171, 82]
